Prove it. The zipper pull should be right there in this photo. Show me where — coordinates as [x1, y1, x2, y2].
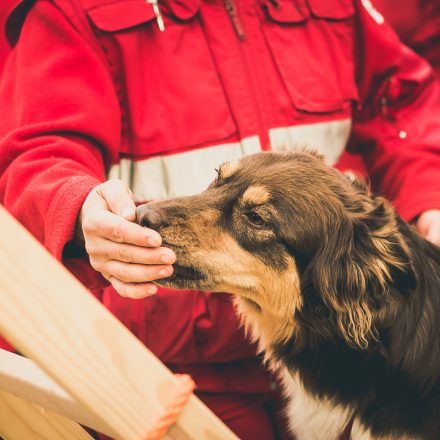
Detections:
[147, 0, 166, 31]
[223, 0, 246, 41]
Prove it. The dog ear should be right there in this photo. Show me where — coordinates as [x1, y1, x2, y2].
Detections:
[301, 196, 416, 350]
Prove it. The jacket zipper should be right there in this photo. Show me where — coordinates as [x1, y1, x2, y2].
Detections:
[223, 0, 247, 41]
[223, 0, 271, 149]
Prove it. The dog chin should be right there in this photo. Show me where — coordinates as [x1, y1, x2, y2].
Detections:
[153, 277, 208, 290]
[154, 264, 213, 291]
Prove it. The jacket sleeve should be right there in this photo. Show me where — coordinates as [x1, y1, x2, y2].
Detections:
[0, 1, 120, 288]
[350, 0, 440, 222]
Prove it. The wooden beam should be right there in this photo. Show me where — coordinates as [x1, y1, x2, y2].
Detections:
[0, 206, 238, 440]
[0, 349, 110, 436]
[0, 388, 93, 440]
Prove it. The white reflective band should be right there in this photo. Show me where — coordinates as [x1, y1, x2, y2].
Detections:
[108, 136, 261, 201]
[108, 119, 352, 201]
[269, 119, 352, 165]
[360, 0, 385, 24]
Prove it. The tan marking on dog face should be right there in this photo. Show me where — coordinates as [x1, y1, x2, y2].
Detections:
[172, 231, 303, 349]
[218, 160, 240, 179]
[198, 208, 220, 224]
[241, 185, 270, 206]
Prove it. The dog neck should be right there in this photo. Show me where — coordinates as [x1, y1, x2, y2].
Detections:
[233, 295, 298, 360]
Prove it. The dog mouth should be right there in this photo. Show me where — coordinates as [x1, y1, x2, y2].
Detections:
[172, 264, 206, 281]
[154, 263, 208, 289]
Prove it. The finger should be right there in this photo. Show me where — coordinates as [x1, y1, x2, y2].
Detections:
[105, 260, 174, 283]
[426, 228, 440, 246]
[97, 179, 137, 221]
[85, 210, 162, 247]
[108, 277, 159, 299]
[416, 210, 440, 245]
[87, 239, 176, 265]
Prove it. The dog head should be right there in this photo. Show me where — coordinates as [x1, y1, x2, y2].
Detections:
[136, 151, 416, 350]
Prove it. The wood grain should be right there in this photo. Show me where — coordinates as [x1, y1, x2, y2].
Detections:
[0, 349, 110, 435]
[0, 388, 93, 440]
[0, 206, 238, 440]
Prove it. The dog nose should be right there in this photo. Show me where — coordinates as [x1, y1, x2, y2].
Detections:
[136, 206, 166, 231]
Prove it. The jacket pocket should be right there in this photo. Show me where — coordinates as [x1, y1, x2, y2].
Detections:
[86, 0, 237, 156]
[87, 0, 159, 31]
[261, 0, 358, 113]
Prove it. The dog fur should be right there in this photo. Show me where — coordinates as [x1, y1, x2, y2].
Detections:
[136, 151, 440, 440]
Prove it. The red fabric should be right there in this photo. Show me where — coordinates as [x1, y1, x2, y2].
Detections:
[198, 389, 291, 440]
[0, 1, 15, 72]
[97, 388, 290, 440]
[1, 0, 440, 437]
[0, 335, 14, 352]
[373, 0, 440, 78]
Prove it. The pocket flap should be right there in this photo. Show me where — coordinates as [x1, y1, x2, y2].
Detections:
[263, 0, 310, 23]
[87, 0, 157, 32]
[306, 0, 355, 19]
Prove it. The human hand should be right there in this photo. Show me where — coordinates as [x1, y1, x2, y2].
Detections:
[77, 179, 175, 298]
[415, 209, 440, 246]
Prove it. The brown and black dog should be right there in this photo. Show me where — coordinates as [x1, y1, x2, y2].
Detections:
[136, 151, 440, 440]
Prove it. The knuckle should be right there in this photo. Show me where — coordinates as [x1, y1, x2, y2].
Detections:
[115, 266, 131, 282]
[106, 178, 127, 195]
[145, 270, 157, 282]
[118, 245, 133, 262]
[99, 248, 112, 261]
[82, 214, 100, 235]
[108, 223, 125, 243]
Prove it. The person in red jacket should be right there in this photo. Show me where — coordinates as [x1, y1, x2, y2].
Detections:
[1, 0, 440, 439]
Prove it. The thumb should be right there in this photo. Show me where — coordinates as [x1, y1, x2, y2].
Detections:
[97, 179, 136, 221]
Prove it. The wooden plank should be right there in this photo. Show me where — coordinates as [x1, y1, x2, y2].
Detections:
[0, 349, 110, 436]
[0, 206, 238, 440]
[0, 388, 93, 440]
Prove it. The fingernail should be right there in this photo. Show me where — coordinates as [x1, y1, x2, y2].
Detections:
[121, 207, 135, 219]
[160, 253, 174, 264]
[159, 267, 172, 276]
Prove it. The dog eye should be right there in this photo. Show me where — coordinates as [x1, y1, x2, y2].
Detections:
[245, 211, 266, 227]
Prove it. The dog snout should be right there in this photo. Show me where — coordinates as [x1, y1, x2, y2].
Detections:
[136, 205, 166, 231]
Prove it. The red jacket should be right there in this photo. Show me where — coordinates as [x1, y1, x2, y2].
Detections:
[374, 0, 440, 79]
[1, 0, 440, 397]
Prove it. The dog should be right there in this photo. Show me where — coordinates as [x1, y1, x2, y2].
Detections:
[136, 150, 440, 440]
